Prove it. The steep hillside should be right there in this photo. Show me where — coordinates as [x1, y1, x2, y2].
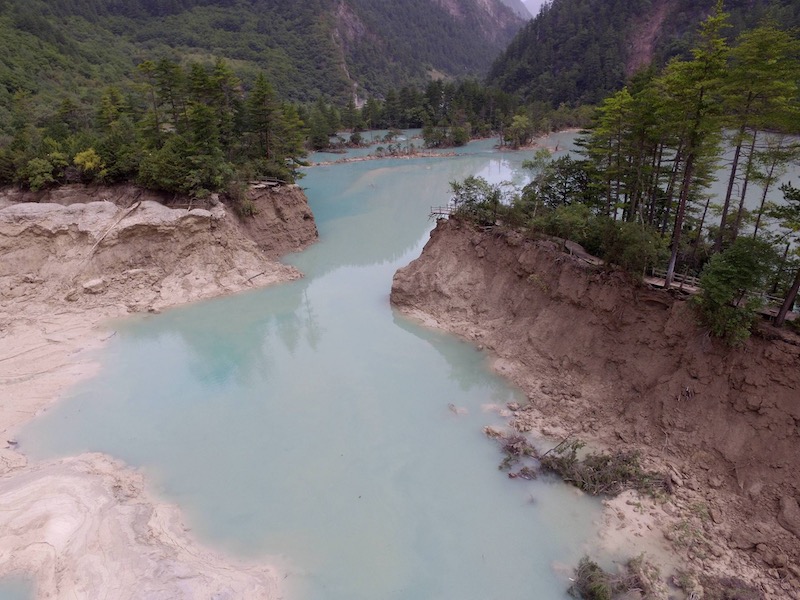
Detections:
[487, 0, 800, 106]
[0, 0, 524, 132]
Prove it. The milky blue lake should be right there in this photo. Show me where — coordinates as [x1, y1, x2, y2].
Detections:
[19, 135, 602, 600]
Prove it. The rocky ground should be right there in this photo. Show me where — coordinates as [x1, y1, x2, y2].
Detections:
[391, 217, 800, 599]
[0, 183, 318, 599]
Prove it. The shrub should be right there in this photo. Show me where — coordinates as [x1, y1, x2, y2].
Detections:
[569, 558, 613, 600]
[21, 157, 57, 191]
[694, 237, 778, 345]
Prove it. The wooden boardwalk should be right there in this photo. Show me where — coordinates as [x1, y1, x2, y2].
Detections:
[646, 269, 796, 321]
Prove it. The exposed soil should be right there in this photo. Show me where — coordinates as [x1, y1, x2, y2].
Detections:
[236, 183, 318, 258]
[626, 0, 673, 77]
[391, 218, 800, 599]
[0, 183, 318, 599]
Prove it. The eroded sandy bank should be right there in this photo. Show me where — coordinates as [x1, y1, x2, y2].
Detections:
[391, 218, 800, 599]
[0, 184, 318, 598]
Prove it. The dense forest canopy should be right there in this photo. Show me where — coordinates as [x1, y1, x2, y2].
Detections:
[0, 0, 523, 136]
[487, 0, 800, 106]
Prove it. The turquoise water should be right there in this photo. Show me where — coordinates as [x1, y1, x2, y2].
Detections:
[0, 578, 32, 600]
[20, 139, 602, 599]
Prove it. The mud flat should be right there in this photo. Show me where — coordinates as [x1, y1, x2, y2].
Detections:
[0, 184, 317, 598]
[391, 217, 800, 598]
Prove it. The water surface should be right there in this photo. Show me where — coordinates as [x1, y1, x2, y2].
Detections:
[21, 137, 602, 599]
[0, 577, 32, 600]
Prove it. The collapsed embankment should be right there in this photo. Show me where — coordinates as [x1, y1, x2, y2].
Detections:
[391, 218, 800, 597]
[0, 183, 318, 599]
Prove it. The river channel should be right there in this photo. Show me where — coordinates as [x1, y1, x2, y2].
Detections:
[17, 133, 604, 599]
[14, 125, 800, 599]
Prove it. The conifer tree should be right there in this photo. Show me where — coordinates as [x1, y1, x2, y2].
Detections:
[660, 2, 729, 288]
[715, 23, 800, 250]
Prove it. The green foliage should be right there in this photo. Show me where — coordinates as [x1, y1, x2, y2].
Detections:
[450, 176, 510, 226]
[0, 0, 525, 137]
[591, 219, 669, 275]
[569, 555, 667, 600]
[0, 56, 308, 196]
[344, 0, 523, 96]
[528, 156, 597, 210]
[73, 147, 107, 182]
[533, 203, 595, 242]
[488, 0, 800, 107]
[21, 156, 57, 191]
[694, 237, 778, 345]
[504, 114, 533, 149]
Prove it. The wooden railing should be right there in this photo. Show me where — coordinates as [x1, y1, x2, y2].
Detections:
[650, 268, 700, 288]
[250, 177, 287, 189]
[429, 206, 454, 219]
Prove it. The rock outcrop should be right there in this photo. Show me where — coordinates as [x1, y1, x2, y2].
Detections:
[0, 185, 317, 314]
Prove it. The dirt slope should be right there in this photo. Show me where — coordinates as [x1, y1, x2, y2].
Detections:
[391, 218, 800, 597]
[238, 183, 318, 258]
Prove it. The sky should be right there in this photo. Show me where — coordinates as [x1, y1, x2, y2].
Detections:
[523, 0, 548, 17]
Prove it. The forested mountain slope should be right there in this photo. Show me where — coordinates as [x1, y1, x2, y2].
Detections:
[0, 0, 524, 133]
[487, 0, 800, 106]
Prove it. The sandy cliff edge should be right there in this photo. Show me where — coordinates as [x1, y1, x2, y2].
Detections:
[0, 184, 318, 599]
[391, 217, 800, 598]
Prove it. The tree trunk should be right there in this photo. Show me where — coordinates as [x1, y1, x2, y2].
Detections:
[665, 153, 696, 289]
[646, 142, 664, 227]
[731, 132, 758, 240]
[714, 126, 746, 252]
[752, 156, 779, 239]
[775, 267, 800, 327]
[688, 196, 711, 266]
[660, 150, 683, 236]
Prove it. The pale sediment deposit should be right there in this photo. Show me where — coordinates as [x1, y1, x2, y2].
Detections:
[0, 184, 318, 598]
[391, 218, 800, 598]
[0, 454, 281, 599]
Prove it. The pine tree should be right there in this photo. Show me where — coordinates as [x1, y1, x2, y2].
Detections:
[660, 2, 729, 288]
[715, 23, 800, 249]
[247, 73, 283, 161]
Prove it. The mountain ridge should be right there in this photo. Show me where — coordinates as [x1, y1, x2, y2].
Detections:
[0, 0, 524, 132]
[487, 0, 800, 106]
